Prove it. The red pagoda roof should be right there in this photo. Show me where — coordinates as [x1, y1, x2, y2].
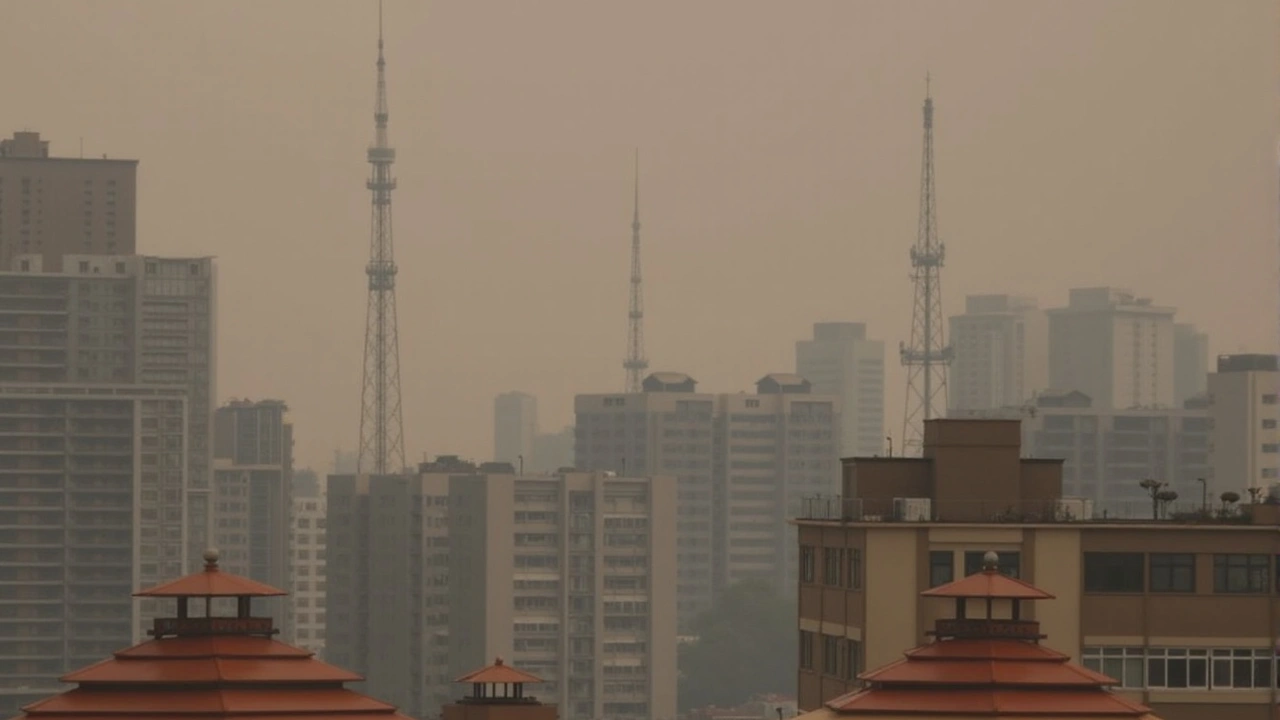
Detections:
[455, 656, 544, 685]
[135, 549, 286, 598]
[801, 551, 1158, 719]
[10, 551, 412, 720]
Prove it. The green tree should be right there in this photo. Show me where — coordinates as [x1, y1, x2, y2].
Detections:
[677, 579, 797, 711]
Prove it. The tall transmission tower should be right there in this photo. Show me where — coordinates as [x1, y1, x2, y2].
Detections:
[357, 1, 406, 475]
[623, 151, 649, 392]
[899, 77, 953, 455]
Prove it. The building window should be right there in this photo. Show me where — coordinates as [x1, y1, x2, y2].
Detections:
[1264, 419, 1277, 430]
[929, 550, 954, 588]
[1262, 443, 1279, 454]
[1083, 553, 1143, 593]
[847, 548, 862, 590]
[1146, 648, 1208, 689]
[964, 551, 1020, 578]
[800, 546, 815, 583]
[1263, 394, 1278, 405]
[822, 634, 840, 676]
[1213, 554, 1269, 594]
[746, 399, 759, 408]
[823, 548, 842, 586]
[1149, 553, 1195, 593]
[845, 639, 862, 681]
[1211, 649, 1273, 689]
[1081, 647, 1144, 689]
[799, 631, 815, 670]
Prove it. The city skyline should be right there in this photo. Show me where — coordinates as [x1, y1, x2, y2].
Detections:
[0, 0, 1274, 472]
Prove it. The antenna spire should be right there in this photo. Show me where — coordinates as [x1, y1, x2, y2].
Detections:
[624, 150, 649, 393]
[899, 79, 953, 455]
[358, 0, 406, 476]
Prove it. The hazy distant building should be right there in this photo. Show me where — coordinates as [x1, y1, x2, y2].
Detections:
[1208, 354, 1280, 492]
[1174, 323, 1209, 406]
[1047, 287, 1175, 410]
[291, 485, 327, 659]
[575, 372, 839, 627]
[212, 399, 293, 634]
[494, 391, 538, 467]
[968, 390, 1210, 514]
[0, 254, 215, 570]
[0, 383, 187, 715]
[0, 131, 137, 272]
[795, 322, 884, 457]
[448, 469, 677, 720]
[326, 470, 452, 719]
[948, 295, 1047, 413]
[531, 425, 574, 473]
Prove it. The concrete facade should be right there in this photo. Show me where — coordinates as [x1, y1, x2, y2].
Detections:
[1047, 288, 1175, 410]
[795, 322, 885, 457]
[0, 132, 137, 273]
[290, 484, 327, 659]
[947, 295, 1047, 413]
[494, 392, 538, 468]
[1173, 324, 1209, 407]
[1208, 354, 1280, 492]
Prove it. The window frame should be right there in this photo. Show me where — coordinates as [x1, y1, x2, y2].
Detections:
[1083, 552, 1144, 593]
[1210, 648, 1273, 690]
[928, 550, 954, 588]
[847, 548, 862, 590]
[799, 630, 815, 670]
[1149, 553, 1195, 593]
[1145, 648, 1209, 690]
[845, 639, 862, 682]
[823, 547, 843, 586]
[1081, 647, 1145, 689]
[1213, 554, 1269, 594]
[822, 634, 841, 676]
[800, 545, 816, 584]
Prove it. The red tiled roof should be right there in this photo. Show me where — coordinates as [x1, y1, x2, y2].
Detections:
[134, 563, 286, 598]
[826, 688, 1150, 716]
[455, 657, 544, 684]
[920, 569, 1054, 600]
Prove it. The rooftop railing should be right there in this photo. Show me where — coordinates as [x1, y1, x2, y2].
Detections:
[795, 494, 1267, 525]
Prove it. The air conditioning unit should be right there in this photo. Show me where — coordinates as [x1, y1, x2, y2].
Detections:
[1055, 497, 1094, 521]
[893, 497, 933, 522]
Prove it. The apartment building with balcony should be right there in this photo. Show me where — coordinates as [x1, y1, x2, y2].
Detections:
[290, 475, 327, 658]
[576, 372, 839, 628]
[447, 468, 677, 720]
[796, 418, 1280, 720]
[0, 383, 187, 719]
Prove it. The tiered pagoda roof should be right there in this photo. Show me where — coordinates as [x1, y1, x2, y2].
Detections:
[10, 550, 414, 720]
[801, 551, 1160, 720]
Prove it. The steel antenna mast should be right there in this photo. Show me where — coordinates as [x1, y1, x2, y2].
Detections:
[624, 150, 649, 392]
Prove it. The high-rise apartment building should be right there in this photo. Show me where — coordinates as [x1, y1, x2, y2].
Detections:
[1047, 288, 1175, 410]
[1207, 354, 1280, 492]
[575, 372, 839, 627]
[494, 391, 538, 467]
[795, 322, 884, 457]
[211, 399, 293, 633]
[326, 470, 452, 720]
[796, 418, 1280, 720]
[1173, 323, 1209, 406]
[0, 131, 137, 272]
[447, 470, 677, 720]
[291, 472, 327, 659]
[0, 383, 187, 718]
[947, 295, 1046, 413]
[965, 390, 1211, 515]
[3, 253, 217, 568]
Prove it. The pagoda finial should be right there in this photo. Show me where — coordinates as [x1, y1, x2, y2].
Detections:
[982, 550, 999, 572]
[203, 548, 220, 569]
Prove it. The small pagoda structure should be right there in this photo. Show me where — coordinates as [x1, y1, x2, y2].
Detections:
[800, 551, 1161, 720]
[443, 657, 555, 720]
[10, 549, 413, 720]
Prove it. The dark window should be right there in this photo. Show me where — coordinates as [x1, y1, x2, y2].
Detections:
[847, 548, 862, 590]
[1084, 552, 1144, 593]
[964, 551, 1020, 578]
[845, 639, 862, 681]
[822, 634, 840, 675]
[1150, 553, 1195, 593]
[799, 631, 814, 670]
[823, 548, 842, 586]
[1213, 554, 1269, 593]
[800, 546, 815, 584]
[929, 550, 954, 588]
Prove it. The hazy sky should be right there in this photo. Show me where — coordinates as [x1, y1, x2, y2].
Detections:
[2, 1, 1277, 472]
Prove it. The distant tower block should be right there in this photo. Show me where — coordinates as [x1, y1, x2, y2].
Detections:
[358, 1, 407, 475]
[623, 151, 649, 393]
[899, 76, 954, 455]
